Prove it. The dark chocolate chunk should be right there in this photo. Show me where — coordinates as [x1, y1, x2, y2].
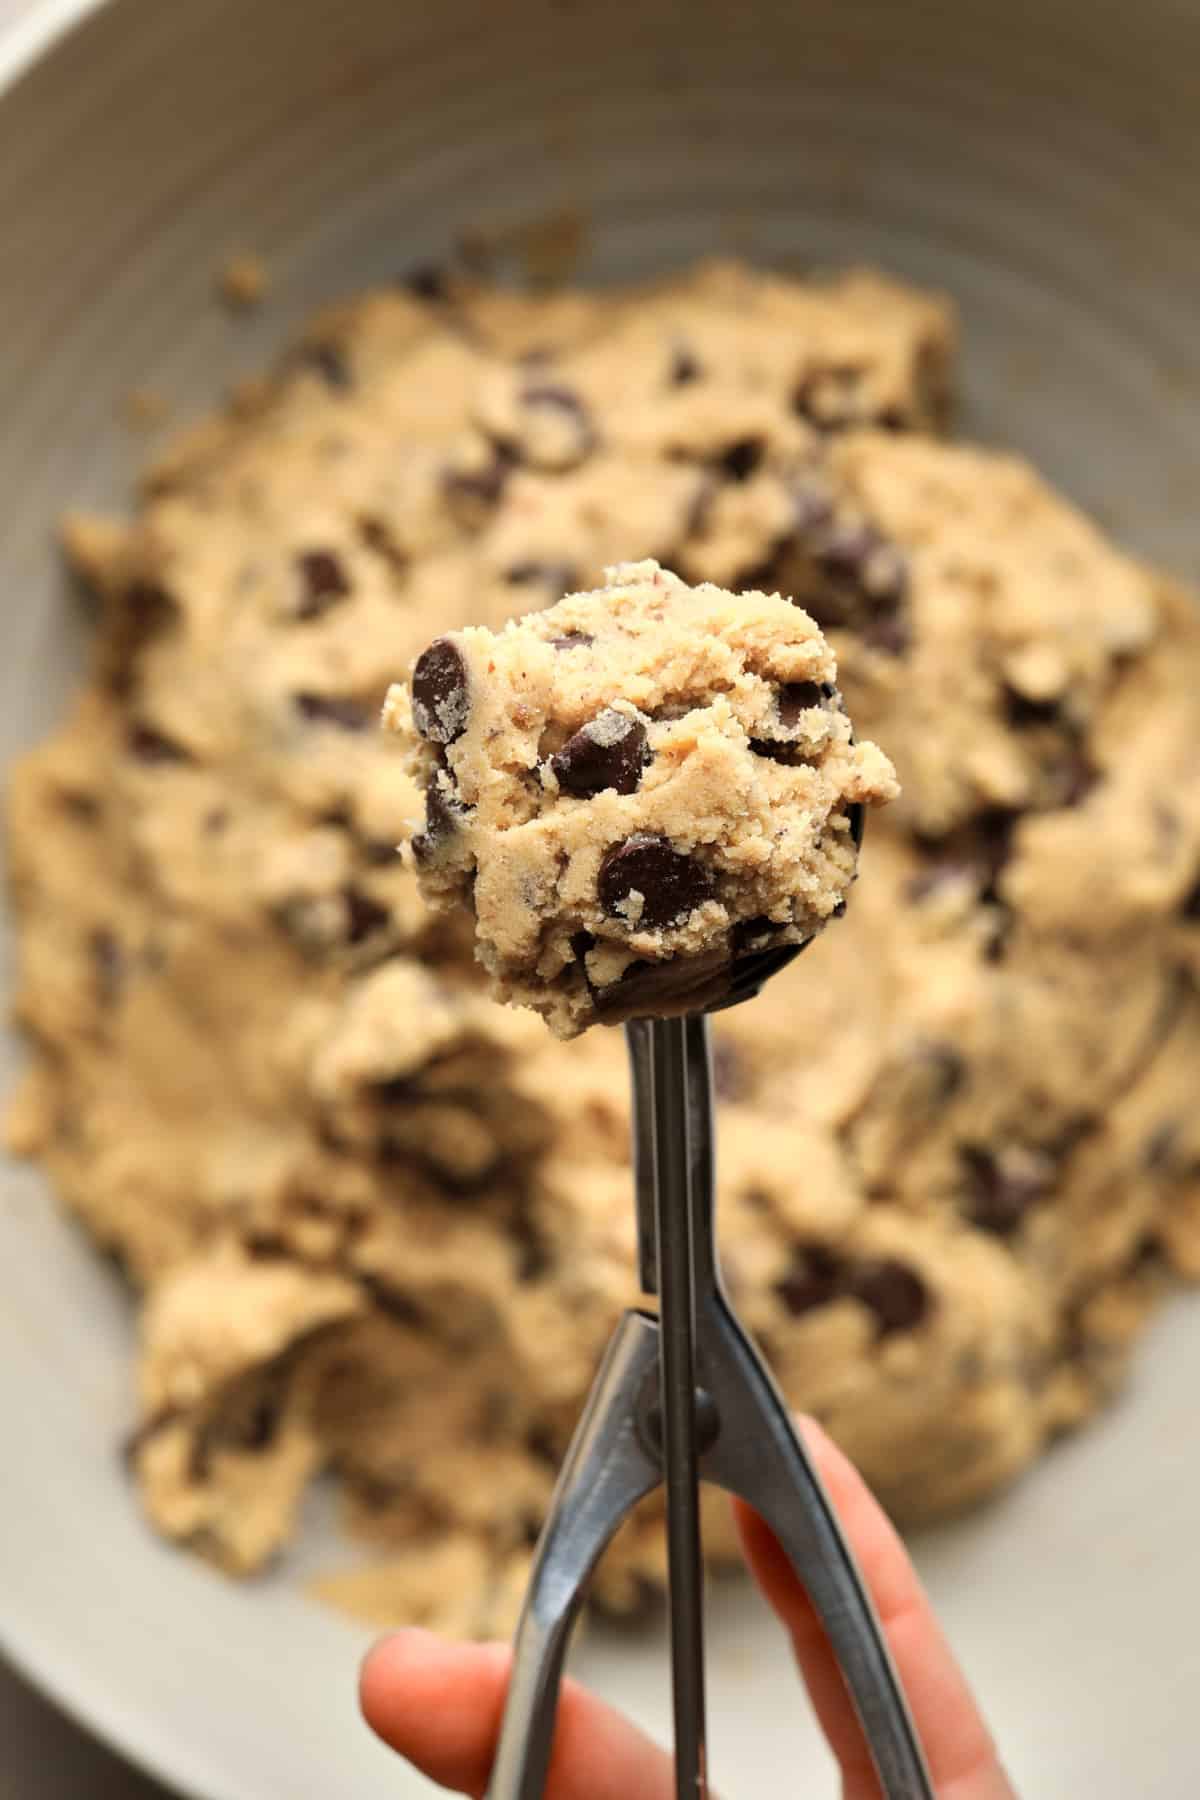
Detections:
[848, 1260, 930, 1336]
[58, 789, 100, 822]
[412, 770, 468, 862]
[1005, 687, 1063, 729]
[504, 561, 580, 595]
[791, 481, 837, 537]
[442, 443, 516, 511]
[296, 341, 351, 390]
[716, 437, 765, 483]
[1143, 1122, 1179, 1172]
[776, 1247, 843, 1317]
[749, 681, 831, 762]
[520, 383, 597, 459]
[295, 692, 371, 731]
[411, 638, 470, 744]
[550, 710, 650, 797]
[777, 681, 827, 727]
[294, 549, 351, 619]
[816, 521, 908, 606]
[127, 722, 192, 765]
[1049, 750, 1099, 810]
[731, 915, 789, 954]
[551, 630, 594, 651]
[912, 809, 1019, 908]
[669, 344, 703, 386]
[356, 516, 408, 573]
[960, 1144, 1054, 1237]
[343, 887, 391, 945]
[792, 362, 865, 429]
[862, 608, 911, 656]
[90, 930, 125, 1007]
[1182, 875, 1200, 922]
[915, 1041, 967, 1107]
[597, 834, 715, 930]
[522, 382, 587, 418]
[406, 263, 450, 301]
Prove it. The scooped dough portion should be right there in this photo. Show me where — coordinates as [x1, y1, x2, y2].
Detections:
[387, 560, 897, 1035]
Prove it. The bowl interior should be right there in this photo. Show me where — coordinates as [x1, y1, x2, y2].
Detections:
[2, 1, 1200, 1794]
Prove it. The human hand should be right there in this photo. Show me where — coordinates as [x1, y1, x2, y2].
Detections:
[360, 1416, 1016, 1798]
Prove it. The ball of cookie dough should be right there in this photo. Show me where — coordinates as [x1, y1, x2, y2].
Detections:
[385, 560, 897, 1035]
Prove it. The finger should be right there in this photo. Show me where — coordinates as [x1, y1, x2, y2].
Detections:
[734, 1420, 1014, 1799]
[360, 1628, 676, 1800]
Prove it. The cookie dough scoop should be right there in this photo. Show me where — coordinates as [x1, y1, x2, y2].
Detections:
[384, 563, 929, 1799]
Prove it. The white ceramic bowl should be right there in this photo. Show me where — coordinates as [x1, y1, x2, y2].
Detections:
[3, 2, 1200, 1794]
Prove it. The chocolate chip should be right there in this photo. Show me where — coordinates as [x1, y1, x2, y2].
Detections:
[504, 560, 580, 594]
[716, 437, 765, 482]
[669, 344, 703, 385]
[294, 549, 351, 619]
[1182, 876, 1200, 922]
[127, 722, 191, 764]
[960, 1144, 1054, 1236]
[343, 887, 391, 945]
[442, 443, 516, 511]
[570, 928, 596, 962]
[1005, 687, 1063, 729]
[862, 608, 912, 656]
[776, 1247, 843, 1317]
[296, 341, 351, 390]
[295, 692, 371, 731]
[1049, 750, 1099, 810]
[916, 1042, 967, 1107]
[522, 382, 587, 419]
[777, 681, 827, 728]
[512, 1215, 552, 1283]
[792, 362, 870, 432]
[550, 710, 650, 797]
[551, 631, 594, 651]
[411, 638, 470, 744]
[731, 915, 789, 954]
[597, 834, 715, 930]
[59, 789, 100, 822]
[848, 1260, 930, 1336]
[90, 930, 125, 1006]
[912, 809, 1018, 908]
[816, 521, 908, 606]
[1144, 1122, 1179, 1172]
[406, 263, 450, 301]
[791, 481, 837, 537]
[412, 770, 468, 862]
[356, 516, 407, 574]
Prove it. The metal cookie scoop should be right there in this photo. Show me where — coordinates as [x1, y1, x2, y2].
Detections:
[486, 809, 933, 1800]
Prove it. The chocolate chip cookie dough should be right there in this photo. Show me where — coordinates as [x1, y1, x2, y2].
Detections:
[389, 561, 897, 1034]
[6, 257, 1200, 1637]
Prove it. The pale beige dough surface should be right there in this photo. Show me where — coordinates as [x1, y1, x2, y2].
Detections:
[5, 258, 1200, 1637]
[388, 560, 896, 1034]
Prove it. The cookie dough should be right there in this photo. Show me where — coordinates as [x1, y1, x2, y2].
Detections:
[388, 560, 897, 1034]
[6, 257, 1200, 1638]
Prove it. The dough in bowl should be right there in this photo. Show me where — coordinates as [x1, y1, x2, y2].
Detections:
[6, 259, 1200, 1633]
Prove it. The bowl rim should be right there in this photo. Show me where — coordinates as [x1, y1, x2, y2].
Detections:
[0, 0, 107, 96]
